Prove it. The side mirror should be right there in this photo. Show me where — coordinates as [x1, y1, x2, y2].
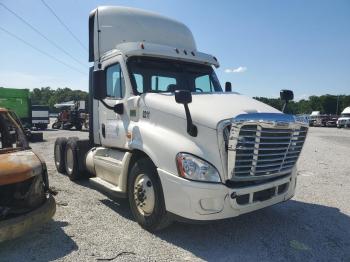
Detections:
[280, 89, 294, 113]
[113, 103, 124, 114]
[280, 89, 294, 102]
[175, 90, 192, 104]
[93, 69, 106, 100]
[174, 90, 197, 137]
[225, 82, 232, 92]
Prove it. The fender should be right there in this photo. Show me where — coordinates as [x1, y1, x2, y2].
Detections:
[128, 109, 224, 178]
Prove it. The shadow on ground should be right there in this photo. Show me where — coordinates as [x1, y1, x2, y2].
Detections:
[0, 220, 77, 261]
[75, 180, 350, 261]
[154, 200, 350, 261]
[97, 191, 350, 261]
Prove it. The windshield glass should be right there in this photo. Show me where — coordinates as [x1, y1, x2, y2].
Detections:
[127, 57, 222, 94]
[341, 113, 350, 118]
[0, 111, 28, 153]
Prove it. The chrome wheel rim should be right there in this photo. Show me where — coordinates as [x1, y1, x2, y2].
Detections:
[66, 148, 74, 174]
[133, 174, 155, 216]
[55, 145, 61, 167]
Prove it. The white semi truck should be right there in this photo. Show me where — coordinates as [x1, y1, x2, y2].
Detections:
[54, 6, 308, 231]
[337, 107, 350, 128]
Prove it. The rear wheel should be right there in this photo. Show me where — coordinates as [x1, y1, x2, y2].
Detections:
[54, 137, 67, 173]
[128, 158, 172, 231]
[64, 138, 81, 181]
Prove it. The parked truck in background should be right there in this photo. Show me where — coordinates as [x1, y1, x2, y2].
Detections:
[32, 105, 50, 130]
[0, 88, 31, 126]
[0, 87, 49, 130]
[54, 6, 309, 231]
[0, 87, 46, 141]
[337, 106, 350, 128]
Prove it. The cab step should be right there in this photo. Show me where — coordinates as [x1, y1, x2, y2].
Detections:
[89, 177, 127, 198]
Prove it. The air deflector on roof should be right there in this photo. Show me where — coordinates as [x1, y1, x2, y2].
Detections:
[89, 9, 96, 62]
[88, 6, 197, 62]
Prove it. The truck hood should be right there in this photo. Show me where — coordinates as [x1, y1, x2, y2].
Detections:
[142, 93, 280, 129]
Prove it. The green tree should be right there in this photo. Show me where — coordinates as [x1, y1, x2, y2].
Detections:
[30, 87, 88, 112]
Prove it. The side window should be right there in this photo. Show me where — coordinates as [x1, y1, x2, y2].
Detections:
[151, 76, 176, 92]
[106, 63, 125, 98]
[133, 73, 144, 93]
[195, 75, 213, 92]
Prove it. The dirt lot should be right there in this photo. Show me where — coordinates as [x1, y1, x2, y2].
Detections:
[1, 127, 350, 262]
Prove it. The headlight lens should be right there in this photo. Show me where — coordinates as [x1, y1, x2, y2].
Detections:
[176, 153, 221, 183]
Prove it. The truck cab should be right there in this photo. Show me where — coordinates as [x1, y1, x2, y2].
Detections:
[54, 6, 308, 231]
[337, 107, 350, 128]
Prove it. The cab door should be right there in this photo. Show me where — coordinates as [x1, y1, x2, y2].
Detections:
[98, 56, 129, 149]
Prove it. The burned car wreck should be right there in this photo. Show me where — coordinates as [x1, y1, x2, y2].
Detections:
[0, 108, 55, 242]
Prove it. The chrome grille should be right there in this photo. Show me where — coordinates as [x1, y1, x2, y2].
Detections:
[227, 113, 308, 181]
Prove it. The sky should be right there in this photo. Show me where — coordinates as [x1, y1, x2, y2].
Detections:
[0, 0, 349, 99]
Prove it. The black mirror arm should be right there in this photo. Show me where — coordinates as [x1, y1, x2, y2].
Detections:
[282, 101, 287, 113]
[99, 99, 123, 114]
[99, 99, 114, 110]
[184, 104, 197, 137]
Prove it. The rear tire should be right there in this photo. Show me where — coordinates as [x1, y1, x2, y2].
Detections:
[128, 158, 172, 231]
[54, 138, 67, 173]
[64, 137, 81, 181]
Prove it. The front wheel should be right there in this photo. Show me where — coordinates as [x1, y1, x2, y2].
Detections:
[128, 158, 172, 231]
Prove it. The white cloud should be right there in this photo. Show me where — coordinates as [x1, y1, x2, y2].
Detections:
[225, 66, 247, 74]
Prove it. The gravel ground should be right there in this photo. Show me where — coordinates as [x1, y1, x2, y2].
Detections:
[1, 127, 350, 262]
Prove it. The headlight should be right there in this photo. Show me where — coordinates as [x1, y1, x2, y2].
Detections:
[176, 153, 221, 183]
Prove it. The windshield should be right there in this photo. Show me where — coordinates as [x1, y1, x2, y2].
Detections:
[127, 57, 222, 94]
[341, 113, 350, 118]
[0, 111, 28, 153]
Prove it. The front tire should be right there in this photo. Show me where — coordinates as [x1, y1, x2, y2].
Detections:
[128, 158, 172, 231]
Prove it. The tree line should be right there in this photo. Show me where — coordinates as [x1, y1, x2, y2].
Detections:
[29, 87, 350, 115]
[30, 87, 88, 112]
[254, 95, 350, 115]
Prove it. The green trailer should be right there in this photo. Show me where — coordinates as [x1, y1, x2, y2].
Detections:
[0, 88, 31, 126]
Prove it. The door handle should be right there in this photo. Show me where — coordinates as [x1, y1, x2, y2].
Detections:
[101, 123, 106, 138]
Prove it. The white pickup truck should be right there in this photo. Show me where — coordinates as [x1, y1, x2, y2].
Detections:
[54, 6, 308, 231]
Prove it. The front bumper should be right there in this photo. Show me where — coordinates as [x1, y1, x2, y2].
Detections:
[158, 168, 297, 221]
[0, 195, 56, 242]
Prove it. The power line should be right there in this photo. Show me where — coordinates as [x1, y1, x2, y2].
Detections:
[40, 0, 88, 51]
[0, 25, 86, 75]
[0, 3, 86, 68]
